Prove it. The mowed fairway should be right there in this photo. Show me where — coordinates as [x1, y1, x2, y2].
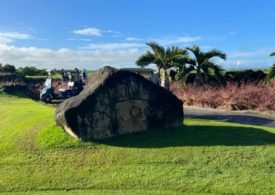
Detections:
[1, 95, 275, 194]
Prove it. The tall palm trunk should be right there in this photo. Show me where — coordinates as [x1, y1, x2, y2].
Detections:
[156, 65, 161, 86]
[160, 68, 170, 89]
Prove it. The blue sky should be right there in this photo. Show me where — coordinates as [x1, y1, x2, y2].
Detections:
[0, 0, 274, 70]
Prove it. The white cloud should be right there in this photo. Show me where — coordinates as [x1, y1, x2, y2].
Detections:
[0, 31, 31, 43]
[153, 36, 202, 45]
[126, 37, 143, 41]
[229, 50, 269, 58]
[82, 42, 144, 50]
[125, 36, 202, 45]
[0, 43, 145, 69]
[176, 36, 202, 43]
[104, 30, 121, 34]
[0, 37, 12, 44]
[67, 38, 92, 42]
[0, 31, 30, 39]
[73, 27, 102, 36]
[228, 31, 237, 35]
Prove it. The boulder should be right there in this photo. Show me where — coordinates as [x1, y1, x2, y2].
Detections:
[55, 66, 183, 140]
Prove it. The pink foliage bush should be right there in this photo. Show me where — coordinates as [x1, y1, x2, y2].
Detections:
[170, 81, 275, 112]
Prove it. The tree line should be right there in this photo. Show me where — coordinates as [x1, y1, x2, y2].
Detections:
[0, 64, 47, 76]
[136, 42, 275, 87]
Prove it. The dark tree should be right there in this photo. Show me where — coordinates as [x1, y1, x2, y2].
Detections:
[1, 64, 16, 73]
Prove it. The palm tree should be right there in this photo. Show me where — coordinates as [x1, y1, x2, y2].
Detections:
[267, 52, 275, 80]
[136, 42, 187, 88]
[176, 45, 226, 86]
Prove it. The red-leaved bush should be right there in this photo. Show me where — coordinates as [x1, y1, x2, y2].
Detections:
[170, 81, 275, 113]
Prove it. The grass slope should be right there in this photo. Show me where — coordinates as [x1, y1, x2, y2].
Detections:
[1, 95, 275, 194]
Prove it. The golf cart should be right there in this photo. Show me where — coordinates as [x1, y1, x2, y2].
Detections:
[40, 68, 87, 103]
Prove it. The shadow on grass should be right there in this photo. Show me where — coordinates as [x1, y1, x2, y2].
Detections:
[96, 124, 275, 148]
[187, 114, 275, 127]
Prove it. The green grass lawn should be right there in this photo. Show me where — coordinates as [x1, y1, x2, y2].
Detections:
[1, 94, 275, 194]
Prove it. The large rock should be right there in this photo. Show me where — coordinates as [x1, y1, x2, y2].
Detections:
[55, 66, 183, 140]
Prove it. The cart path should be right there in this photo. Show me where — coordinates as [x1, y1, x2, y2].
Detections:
[184, 106, 275, 128]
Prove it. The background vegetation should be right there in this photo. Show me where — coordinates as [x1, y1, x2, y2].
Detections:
[171, 81, 275, 112]
[0, 63, 47, 76]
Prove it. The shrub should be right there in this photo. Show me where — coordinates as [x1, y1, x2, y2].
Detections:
[170, 81, 275, 112]
[0, 64, 16, 73]
[17, 66, 47, 76]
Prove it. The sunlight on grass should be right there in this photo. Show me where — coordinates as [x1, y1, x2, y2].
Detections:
[1, 94, 275, 194]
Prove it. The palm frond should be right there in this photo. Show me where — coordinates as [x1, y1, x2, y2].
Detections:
[186, 45, 200, 56]
[145, 42, 167, 68]
[175, 56, 196, 66]
[165, 46, 187, 68]
[166, 46, 187, 57]
[270, 52, 275, 57]
[201, 65, 210, 76]
[204, 61, 223, 73]
[204, 49, 227, 60]
[146, 42, 165, 58]
[203, 61, 224, 84]
[186, 45, 205, 64]
[267, 64, 275, 80]
[177, 64, 195, 83]
[136, 51, 155, 67]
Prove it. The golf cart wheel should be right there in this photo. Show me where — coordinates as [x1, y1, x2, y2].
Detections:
[43, 95, 52, 103]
